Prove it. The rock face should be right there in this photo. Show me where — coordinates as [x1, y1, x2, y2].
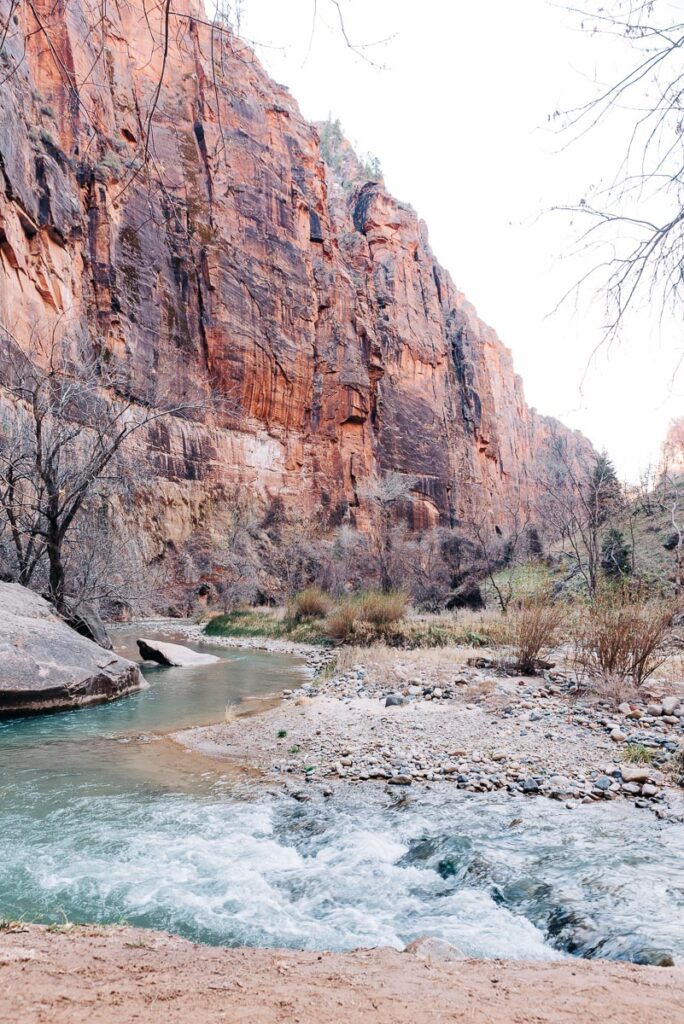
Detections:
[660, 418, 684, 477]
[0, 0, 593, 554]
[0, 583, 144, 716]
[137, 638, 219, 667]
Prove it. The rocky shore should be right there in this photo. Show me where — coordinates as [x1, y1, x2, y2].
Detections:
[177, 643, 684, 819]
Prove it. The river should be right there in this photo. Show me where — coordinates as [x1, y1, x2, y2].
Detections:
[1, 626, 683, 964]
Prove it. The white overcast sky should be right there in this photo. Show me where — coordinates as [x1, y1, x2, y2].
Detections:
[229, 0, 684, 482]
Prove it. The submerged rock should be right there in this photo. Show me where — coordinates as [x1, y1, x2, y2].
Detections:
[137, 638, 220, 667]
[0, 583, 144, 716]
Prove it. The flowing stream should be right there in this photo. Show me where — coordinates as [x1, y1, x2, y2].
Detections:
[1, 626, 684, 963]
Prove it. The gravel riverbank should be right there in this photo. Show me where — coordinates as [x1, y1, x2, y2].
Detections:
[176, 642, 684, 818]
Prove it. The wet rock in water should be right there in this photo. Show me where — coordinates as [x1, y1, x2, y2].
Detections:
[522, 777, 540, 794]
[404, 936, 466, 961]
[137, 638, 220, 667]
[0, 582, 144, 716]
[385, 694, 407, 707]
[436, 853, 468, 880]
[389, 774, 413, 786]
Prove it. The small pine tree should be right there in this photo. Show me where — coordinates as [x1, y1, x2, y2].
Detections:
[527, 525, 544, 559]
[587, 451, 623, 527]
[601, 527, 632, 578]
[319, 118, 344, 170]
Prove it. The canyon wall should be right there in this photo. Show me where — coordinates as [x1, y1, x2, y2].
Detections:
[0, 0, 593, 555]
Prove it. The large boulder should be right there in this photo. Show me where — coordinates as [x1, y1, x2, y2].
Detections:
[0, 583, 145, 716]
[137, 638, 220, 667]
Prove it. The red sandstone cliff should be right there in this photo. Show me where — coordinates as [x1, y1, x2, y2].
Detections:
[0, 0, 593, 553]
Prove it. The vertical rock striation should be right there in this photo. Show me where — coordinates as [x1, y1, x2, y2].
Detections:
[0, 0, 593, 554]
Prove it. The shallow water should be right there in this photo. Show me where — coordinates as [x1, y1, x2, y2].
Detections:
[1, 627, 683, 963]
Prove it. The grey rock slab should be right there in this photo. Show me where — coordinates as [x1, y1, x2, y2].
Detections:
[137, 638, 220, 667]
[0, 582, 144, 716]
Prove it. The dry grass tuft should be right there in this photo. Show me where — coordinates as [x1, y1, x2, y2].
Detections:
[324, 591, 409, 644]
[286, 587, 332, 625]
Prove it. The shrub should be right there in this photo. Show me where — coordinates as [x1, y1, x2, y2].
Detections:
[324, 590, 408, 644]
[573, 588, 679, 690]
[286, 587, 332, 624]
[508, 592, 566, 675]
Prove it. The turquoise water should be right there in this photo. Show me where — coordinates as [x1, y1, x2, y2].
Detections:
[1, 627, 684, 962]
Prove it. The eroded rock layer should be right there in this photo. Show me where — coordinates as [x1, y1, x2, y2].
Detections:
[0, 0, 592, 549]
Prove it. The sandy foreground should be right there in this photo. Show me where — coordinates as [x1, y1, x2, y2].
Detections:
[1, 925, 683, 1024]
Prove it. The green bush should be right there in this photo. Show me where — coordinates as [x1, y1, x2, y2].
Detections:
[623, 743, 655, 765]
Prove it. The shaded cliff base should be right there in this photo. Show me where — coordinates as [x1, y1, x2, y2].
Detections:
[1, 925, 682, 1024]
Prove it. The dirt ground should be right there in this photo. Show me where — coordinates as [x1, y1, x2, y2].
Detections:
[1, 925, 683, 1024]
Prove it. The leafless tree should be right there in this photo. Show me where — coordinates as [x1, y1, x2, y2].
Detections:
[259, 501, 328, 599]
[398, 527, 455, 612]
[536, 434, 621, 595]
[0, 323, 216, 614]
[357, 471, 416, 593]
[556, 2, 684, 340]
[467, 504, 531, 613]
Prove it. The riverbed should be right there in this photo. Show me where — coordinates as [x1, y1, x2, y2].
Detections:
[1, 626, 683, 964]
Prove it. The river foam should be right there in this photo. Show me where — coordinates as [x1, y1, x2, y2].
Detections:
[2, 780, 684, 962]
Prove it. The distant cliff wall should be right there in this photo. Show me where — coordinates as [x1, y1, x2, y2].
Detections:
[0, 0, 594, 561]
